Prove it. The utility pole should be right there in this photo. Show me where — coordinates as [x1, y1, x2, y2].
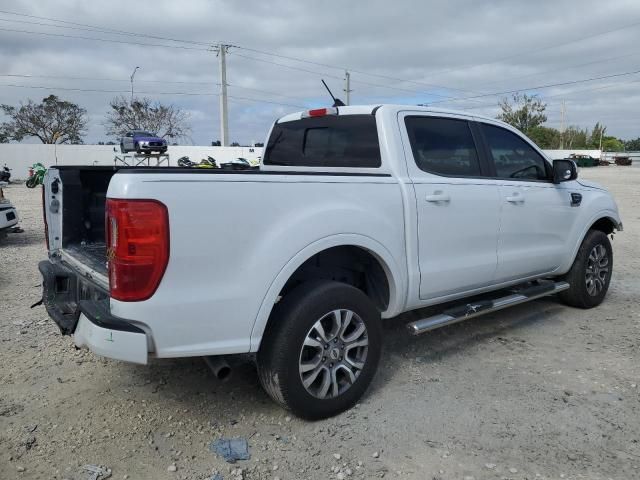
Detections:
[217, 44, 230, 147]
[599, 128, 603, 152]
[559, 100, 566, 150]
[130, 66, 139, 103]
[343, 71, 352, 105]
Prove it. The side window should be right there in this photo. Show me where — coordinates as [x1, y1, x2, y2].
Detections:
[481, 124, 550, 181]
[404, 116, 481, 177]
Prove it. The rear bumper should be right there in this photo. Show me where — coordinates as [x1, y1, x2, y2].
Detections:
[0, 205, 18, 230]
[38, 259, 149, 364]
[74, 312, 148, 364]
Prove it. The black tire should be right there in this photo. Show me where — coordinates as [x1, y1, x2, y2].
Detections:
[134, 143, 142, 154]
[120, 143, 126, 153]
[25, 177, 37, 188]
[559, 229, 613, 308]
[257, 280, 382, 420]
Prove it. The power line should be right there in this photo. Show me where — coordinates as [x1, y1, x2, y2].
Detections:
[429, 67, 640, 105]
[233, 45, 478, 96]
[231, 52, 343, 80]
[0, 73, 309, 102]
[0, 83, 307, 108]
[0, 26, 211, 51]
[2, 9, 639, 113]
[0, 8, 475, 97]
[0, 9, 214, 46]
[4, 7, 640, 105]
[232, 52, 469, 101]
[416, 19, 640, 81]
[471, 50, 640, 91]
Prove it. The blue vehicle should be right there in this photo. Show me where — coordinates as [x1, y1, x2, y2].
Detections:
[120, 130, 167, 154]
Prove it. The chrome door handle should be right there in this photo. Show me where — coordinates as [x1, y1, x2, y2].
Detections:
[506, 195, 525, 204]
[425, 192, 451, 203]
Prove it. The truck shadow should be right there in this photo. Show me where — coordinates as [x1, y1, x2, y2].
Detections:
[115, 298, 567, 420]
[369, 298, 567, 395]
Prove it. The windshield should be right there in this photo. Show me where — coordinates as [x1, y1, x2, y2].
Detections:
[134, 131, 155, 137]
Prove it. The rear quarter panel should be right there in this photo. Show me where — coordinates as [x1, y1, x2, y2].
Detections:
[107, 172, 407, 357]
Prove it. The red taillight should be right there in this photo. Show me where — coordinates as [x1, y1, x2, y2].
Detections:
[106, 199, 169, 302]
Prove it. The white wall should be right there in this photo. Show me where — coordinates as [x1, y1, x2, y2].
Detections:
[0, 144, 264, 180]
[543, 149, 602, 159]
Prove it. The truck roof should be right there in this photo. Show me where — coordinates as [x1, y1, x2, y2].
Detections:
[277, 104, 505, 126]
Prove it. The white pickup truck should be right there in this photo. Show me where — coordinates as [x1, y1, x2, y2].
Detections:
[39, 105, 622, 419]
[0, 181, 19, 238]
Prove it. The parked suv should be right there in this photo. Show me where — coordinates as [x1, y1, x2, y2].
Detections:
[39, 105, 621, 419]
[120, 130, 167, 154]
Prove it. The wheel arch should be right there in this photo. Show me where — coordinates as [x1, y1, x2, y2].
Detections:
[249, 234, 405, 352]
[558, 211, 621, 275]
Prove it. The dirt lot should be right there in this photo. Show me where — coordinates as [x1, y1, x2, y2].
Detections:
[1, 167, 638, 480]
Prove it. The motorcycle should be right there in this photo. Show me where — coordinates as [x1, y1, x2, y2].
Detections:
[0, 164, 11, 182]
[26, 162, 46, 188]
[177, 156, 218, 168]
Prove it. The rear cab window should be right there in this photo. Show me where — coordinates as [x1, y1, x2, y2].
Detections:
[263, 115, 381, 168]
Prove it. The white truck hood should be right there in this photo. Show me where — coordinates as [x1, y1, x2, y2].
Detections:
[577, 179, 607, 191]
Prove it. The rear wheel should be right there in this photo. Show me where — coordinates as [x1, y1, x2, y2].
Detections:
[559, 229, 613, 308]
[257, 280, 382, 420]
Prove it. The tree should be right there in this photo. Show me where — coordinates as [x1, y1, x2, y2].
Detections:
[497, 93, 547, 135]
[624, 137, 640, 151]
[588, 122, 606, 149]
[601, 136, 624, 152]
[563, 126, 589, 149]
[1, 95, 87, 144]
[211, 140, 221, 146]
[230, 141, 240, 147]
[105, 96, 191, 140]
[528, 125, 560, 149]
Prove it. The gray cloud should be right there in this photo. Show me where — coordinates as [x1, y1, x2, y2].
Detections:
[0, 0, 639, 144]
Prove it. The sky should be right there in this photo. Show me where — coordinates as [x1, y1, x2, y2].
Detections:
[0, 0, 639, 145]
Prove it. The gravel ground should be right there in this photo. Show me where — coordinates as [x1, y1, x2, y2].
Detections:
[1, 167, 638, 480]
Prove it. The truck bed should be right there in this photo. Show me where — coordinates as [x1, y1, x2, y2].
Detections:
[63, 242, 108, 276]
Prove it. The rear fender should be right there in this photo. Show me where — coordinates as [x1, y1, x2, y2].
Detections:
[249, 234, 405, 352]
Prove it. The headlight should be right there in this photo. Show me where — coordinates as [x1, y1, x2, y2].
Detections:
[139, 140, 148, 145]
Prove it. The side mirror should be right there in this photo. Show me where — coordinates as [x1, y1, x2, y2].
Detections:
[552, 159, 578, 184]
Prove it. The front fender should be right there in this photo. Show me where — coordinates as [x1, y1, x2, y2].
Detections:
[557, 208, 622, 274]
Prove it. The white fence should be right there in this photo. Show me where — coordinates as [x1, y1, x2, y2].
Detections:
[543, 149, 602, 159]
[0, 144, 264, 180]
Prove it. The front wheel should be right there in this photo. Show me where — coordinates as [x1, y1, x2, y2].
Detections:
[257, 281, 382, 420]
[559, 229, 613, 308]
[25, 176, 37, 188]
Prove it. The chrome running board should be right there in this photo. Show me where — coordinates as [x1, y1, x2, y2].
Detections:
[407, 281, 570, 336]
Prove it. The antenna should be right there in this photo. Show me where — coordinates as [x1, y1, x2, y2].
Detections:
[321, 79, 346, 107]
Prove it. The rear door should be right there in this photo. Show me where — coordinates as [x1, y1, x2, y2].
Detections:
[477, 121, 580, 282]
[400, 113, 501, 300]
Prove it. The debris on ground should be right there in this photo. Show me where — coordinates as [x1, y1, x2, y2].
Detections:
[210, 438, 251, 463]
[84, 464, 112, 480]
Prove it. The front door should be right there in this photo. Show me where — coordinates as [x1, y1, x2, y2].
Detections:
[401, 114, 501, 300]
[478, 122, 580, 282]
